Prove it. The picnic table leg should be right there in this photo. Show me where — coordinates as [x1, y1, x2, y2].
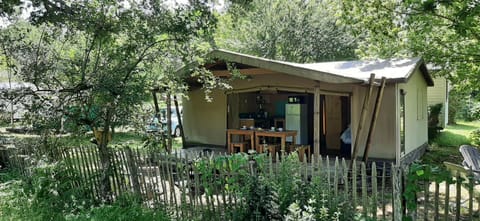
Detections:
[255, 134, 260, 153]
[250, 134, 255, 152]
[227, 132, 231, 154]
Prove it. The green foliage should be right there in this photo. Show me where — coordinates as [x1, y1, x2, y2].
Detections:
[340, 0, 480, 98]
[459, 99, 480, 122]
[0, 152, 171, 221]
[424, 121, 480, 165]
[216, 0, 356, 63]
[469, 129, 480, 147]
[0, 1, 217, 134]
[192, 153, 356, 220]
[0, 162, 93, 220]
[66, 194, 170, 221]
[428, 103, 442, 127]
[428, 103, 443, 140]
[403, 163, 454, 220]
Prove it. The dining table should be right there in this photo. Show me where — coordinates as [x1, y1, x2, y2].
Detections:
[254, 129, 297, 153]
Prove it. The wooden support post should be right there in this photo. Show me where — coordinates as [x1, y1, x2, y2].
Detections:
[350, 74, 375, 167]
[362, 77, 386, 162]
[313, 87, 321, 161]
[173, 95, 186, 148]
[166, 93, 172, 153]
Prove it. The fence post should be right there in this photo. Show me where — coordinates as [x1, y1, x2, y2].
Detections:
[392, 164, 403, 221]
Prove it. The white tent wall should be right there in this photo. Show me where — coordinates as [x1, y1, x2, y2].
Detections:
[398, 69, 429, 158]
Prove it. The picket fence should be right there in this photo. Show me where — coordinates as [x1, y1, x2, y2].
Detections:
[1, 144, 479, 221]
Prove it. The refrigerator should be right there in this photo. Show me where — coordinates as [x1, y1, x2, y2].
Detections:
[285, 104, 308, 144]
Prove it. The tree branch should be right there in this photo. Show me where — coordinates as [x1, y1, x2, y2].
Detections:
[121, 37, 179, 84]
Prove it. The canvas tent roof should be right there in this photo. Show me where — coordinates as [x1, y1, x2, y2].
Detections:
[181, 49, 433, 86]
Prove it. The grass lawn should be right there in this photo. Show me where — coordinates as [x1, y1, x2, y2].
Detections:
[0, 127, 183, 150]
[422, 120, 480, 165]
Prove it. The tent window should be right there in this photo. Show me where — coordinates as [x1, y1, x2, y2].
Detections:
[400, 90, 406, 154]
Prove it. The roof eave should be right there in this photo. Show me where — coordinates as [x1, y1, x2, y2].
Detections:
[404, 57, 434, 87]
[208, 49, 364, 84]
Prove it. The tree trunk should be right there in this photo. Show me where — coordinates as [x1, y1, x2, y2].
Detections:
[152, 91, 160, 117]
[174, 95, 185, 148]
[96, 106, 114, 201]
[166, 93, 172, 153]
[9, 100, 13, 128]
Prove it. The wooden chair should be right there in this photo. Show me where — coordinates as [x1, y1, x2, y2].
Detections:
[274, 118, 285, 128]
[459, 145, 480, 180]
[257, 144, 280, 161]
[239, 119, 255, 128]
[229, 142, 248, 154]
[288, 144, 311, 162]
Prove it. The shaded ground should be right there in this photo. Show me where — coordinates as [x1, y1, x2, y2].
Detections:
[422, 121, 480, 165]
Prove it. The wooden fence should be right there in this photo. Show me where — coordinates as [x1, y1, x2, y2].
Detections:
[1, 144, 479, 221]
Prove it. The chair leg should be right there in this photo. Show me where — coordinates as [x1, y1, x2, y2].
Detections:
[240, 144, 245, 153]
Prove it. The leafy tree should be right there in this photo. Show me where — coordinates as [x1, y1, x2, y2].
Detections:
[341, 0, 480, 98]
[216, 0, 357, 62]
[0, 0, 217, 200]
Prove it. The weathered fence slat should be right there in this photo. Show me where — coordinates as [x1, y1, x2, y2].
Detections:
[455, 172, 461, 221]
[342, 158, 349, 207]
[468, 169, 474, 220]
[326, 156, 331, 188]
[424, 179, 429, 221]
[381, 162, 386, 220]
[334, 158, 339, 197]
[434, 181, 439, 221]
[371, 162, 377, 220]
[107, 149, 120, 198]
[126, 147, 141, 197]
[392, 164, 402, 221]
[361, 162, 368, 218]
[352, 160, 357, 212]
[85, 147, 98, 199]
[444, 179, 450, 221]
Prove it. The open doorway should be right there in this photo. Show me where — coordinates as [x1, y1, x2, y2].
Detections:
[227, 91, 314, 147]
[320, 95, 351, 158]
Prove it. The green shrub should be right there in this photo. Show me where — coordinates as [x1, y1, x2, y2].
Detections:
[0, 164, 171, 221]
[193, 153, 357, 220]
[66, 194, 170, 221]
[428, 103, 443, 140]
[470, 129, 480, 146]
[0, 162, 94, 221]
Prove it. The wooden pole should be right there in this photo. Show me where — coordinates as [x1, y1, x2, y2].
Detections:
[166, 93, 172, 153]
[350, 74, 376, 167]
[173, 95, 186, 148]
[362, 77, 386, 162]
[313, 87, 321, 161]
